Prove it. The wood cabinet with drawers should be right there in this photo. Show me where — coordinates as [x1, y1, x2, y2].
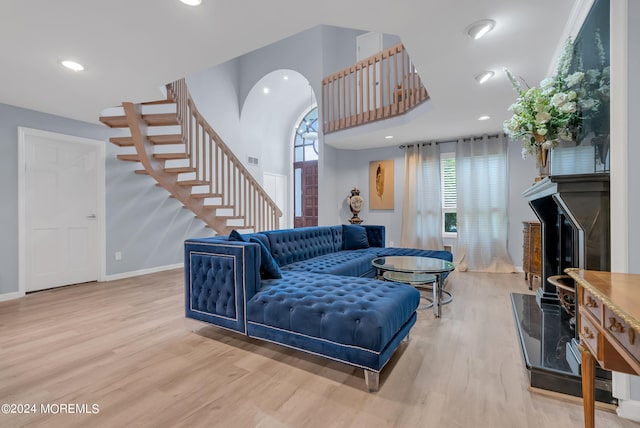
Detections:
[566, 268, 640, 428]
[522, 221, 541, 289]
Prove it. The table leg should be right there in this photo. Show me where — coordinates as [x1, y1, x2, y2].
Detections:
[579, 343, 595, 428]
[433, 274, 441, 318]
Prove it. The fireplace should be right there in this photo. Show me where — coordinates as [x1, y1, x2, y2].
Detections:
[512, 173, 612, 402]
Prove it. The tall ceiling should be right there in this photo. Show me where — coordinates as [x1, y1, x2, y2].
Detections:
[1, 0, 578, 148]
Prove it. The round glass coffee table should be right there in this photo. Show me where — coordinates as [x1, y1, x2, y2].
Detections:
[372, 256, 455, 318]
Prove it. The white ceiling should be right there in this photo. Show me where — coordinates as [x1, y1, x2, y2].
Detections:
[1, 0, 578, 149]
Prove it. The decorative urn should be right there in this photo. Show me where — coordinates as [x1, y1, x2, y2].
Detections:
[347, 187, 364, 224]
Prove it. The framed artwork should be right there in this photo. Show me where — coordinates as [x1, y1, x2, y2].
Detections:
[369, 159, 394, 209]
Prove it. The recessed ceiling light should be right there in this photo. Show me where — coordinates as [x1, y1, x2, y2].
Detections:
[478, 115, 491, 121]
[466, 19, 495, 40]
[283, 76, 289, 80]
[180, 0, 202, 6]
[263, 87, 270, 94]
[60, 60, 85, 72]
[384, 135, 394, 139]
[475, 70, 495, 84]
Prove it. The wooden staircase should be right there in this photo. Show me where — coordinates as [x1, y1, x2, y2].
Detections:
[99, 79, 281, 235]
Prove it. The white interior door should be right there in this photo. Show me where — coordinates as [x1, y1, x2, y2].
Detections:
[263, 172, 287, 229]
[21, 129, 101, 292]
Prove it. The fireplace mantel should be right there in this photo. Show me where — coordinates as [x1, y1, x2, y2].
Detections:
[523, 173, 610, 305]
[523, 174, 610, 203]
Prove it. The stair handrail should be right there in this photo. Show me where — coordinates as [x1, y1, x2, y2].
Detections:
[322, 42, 429, 134]
[168, 78, 282, 232]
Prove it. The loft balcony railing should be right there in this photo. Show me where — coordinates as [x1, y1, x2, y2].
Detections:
[322, 43, 429, 134]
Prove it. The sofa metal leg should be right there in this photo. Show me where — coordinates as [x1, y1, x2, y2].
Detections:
[402, 332, 411, 343]
[364, 370, 379, 392]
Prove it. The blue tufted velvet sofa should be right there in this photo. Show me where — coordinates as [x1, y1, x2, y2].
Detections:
[184, 225, 452, 391]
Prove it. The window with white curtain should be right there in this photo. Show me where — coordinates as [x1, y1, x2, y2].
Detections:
[455, 135, 514, 272]
[440, 153, 457, 236]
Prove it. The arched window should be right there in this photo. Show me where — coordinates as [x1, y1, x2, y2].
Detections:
[293, 107, 318, 227]
[294, 108, 318, 162]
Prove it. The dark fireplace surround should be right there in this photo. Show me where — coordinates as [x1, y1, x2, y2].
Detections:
[512, 174, 612, 402]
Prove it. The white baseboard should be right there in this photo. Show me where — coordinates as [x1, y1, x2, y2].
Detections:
[0, 264, 183, 301]
[0, 291, 25, 302]
[613, 372, 640, 422]
[103, 263, 183, 281]
[617, 400, 640, 422]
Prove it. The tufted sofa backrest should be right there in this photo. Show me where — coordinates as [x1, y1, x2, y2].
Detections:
[263, 227, 336, 266]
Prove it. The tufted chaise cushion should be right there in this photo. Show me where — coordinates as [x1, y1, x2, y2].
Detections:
[246, 271, 420, 352]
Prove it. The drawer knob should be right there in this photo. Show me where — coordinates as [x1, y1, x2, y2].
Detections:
[582, 326, 595, 339]
[608, 317, 626, 333]
[585, 296, 599, 308]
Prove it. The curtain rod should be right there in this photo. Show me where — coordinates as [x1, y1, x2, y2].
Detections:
[398, 132, 505, 149]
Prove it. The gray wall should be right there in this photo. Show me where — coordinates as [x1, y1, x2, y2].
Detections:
[0, 103, 211, 296]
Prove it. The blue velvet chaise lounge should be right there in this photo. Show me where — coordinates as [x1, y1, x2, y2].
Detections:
[184, 224, 452, 391]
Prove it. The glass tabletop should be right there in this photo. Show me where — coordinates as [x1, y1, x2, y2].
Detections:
[372, 256, 455, 274]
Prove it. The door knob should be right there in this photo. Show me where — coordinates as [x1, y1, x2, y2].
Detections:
[87, 214, 96, 219]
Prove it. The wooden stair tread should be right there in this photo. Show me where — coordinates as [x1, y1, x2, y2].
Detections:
[141, 99, 176, 106]
[142, 113, 179, 126]
[148, 134, 182, 145]
[196, 215, 244, 221]
[191, 193, 223, 199]
[177, 180, 210, 186]
[109, 134, 182, 147]
[102, 114, 177, 128]
[164, 166, 195, 173]
[110, 136, 135, 147]
[201, 205, 234, 209]
[117, 154, 140, 162]
[100, 116, 128, 128]
[153, 153, 188, 160]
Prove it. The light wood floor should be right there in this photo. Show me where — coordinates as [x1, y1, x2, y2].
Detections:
[1, 270, 639, 428]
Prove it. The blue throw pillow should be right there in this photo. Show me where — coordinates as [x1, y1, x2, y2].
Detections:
[229, 229, 247, 242]
[342, 224, 370, 250]
[249, 237, 282, 279]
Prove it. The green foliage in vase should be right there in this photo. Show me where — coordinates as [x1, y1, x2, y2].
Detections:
[503, 38, 582, 159]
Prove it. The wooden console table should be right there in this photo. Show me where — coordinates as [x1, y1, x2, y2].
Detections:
[522, 221, 541, 290]
[566, 269, 640, 428]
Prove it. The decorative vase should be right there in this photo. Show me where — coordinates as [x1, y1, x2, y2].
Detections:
[347, 187, 364, 224]
[533, 133, 550, 182]
[592, 134, 610, 172]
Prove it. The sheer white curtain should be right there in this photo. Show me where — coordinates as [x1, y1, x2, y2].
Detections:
[455, 135, 515, 272]
[401, 143, 444, 249]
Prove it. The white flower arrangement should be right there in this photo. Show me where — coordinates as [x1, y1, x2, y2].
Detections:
[504, 38, 581, 159]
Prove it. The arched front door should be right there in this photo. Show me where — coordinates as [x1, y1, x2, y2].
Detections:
[293, 107, 318, 228]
